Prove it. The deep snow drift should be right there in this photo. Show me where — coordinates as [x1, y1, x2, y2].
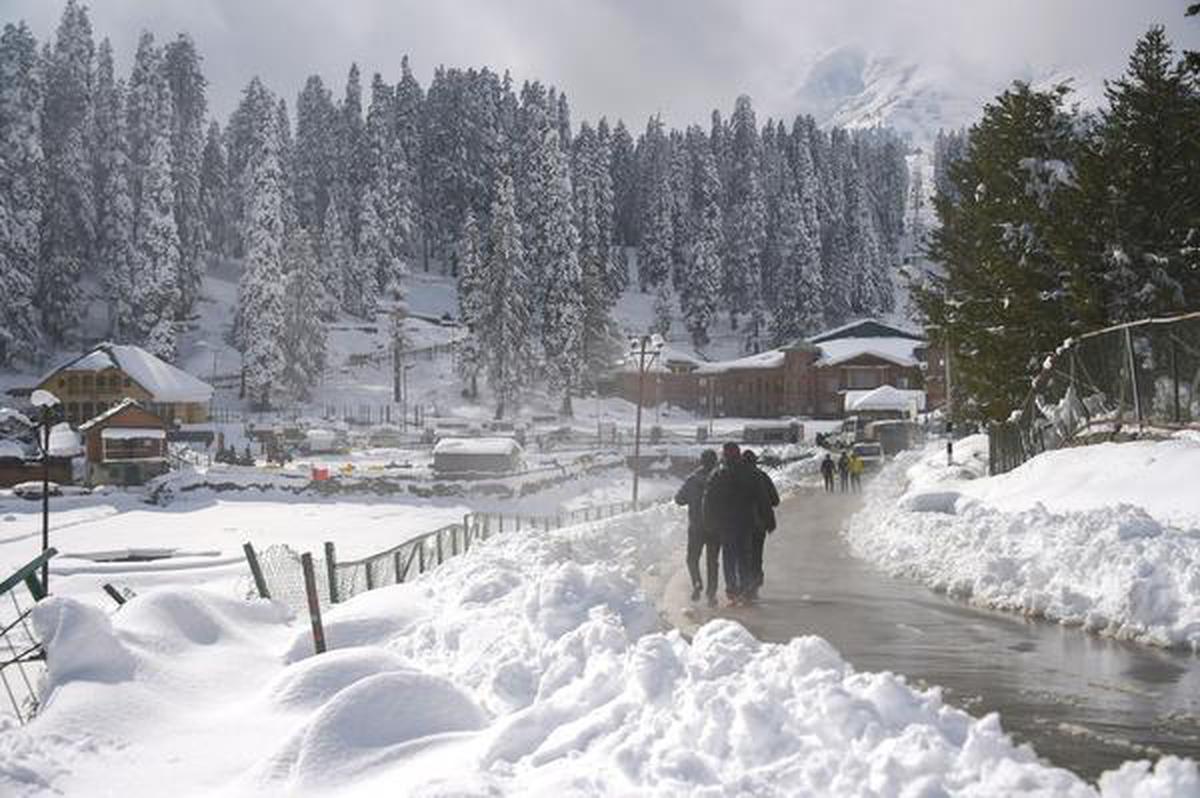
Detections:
[1, 493, 1196, 795]
[847, 434, 1200, 652]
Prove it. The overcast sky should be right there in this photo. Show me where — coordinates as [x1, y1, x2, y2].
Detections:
[3, 0, 1199, 127]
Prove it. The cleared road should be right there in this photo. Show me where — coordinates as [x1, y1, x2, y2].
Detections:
[664, 487, 1200, 781]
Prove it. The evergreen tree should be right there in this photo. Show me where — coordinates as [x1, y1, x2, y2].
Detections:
[572, 122, 617, 373]
[336, 63, 366, 248]
[724, 95, 766, 337]
[651, 281, 673, 338]
[316, 194, 351, 319]
[199, 120, 231, 258]
[39, 0, 95, 346]
[609, 119, 638, 246]
[280, 227, 327, 399]
[480, 172, 532, 418]
[163, 34, 207, 316]
[0, 22, 43, 363]
[293, 75, 337, 232]
[844, 159, 890, 316]
[770, 164, 824, 345]
[131, 76, 182, 361]
[455, 210, 483, 398]
[237, 85, 287, 407]
[1086, 27, 1199, 321]
[93, 39, 136, 339]
[393, 56, 425, 266]
[682, 146, 722, 347]
[915, 83, 1080, 421]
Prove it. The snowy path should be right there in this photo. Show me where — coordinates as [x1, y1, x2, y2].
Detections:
[664, 487, 1200, 782]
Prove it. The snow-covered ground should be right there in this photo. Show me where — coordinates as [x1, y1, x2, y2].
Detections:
[847, 434, 1200, 652]
[3, 499, 1196, 796]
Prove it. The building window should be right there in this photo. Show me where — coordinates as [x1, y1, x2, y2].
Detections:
[846, 368, 880, 390]
[67, 375, 78, 394]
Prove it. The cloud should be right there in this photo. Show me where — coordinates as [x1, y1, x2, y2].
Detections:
[3, 0, 1198, 127]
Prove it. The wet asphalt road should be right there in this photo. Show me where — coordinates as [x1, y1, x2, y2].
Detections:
[664, 488, 1200, 782]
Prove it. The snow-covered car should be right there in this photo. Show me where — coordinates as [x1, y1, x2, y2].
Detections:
[12, 480, 61, 499]
[851, 442, 884, 469]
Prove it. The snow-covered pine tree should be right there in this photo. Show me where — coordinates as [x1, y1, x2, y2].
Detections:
[293, 75, 337, 233]
[199, 121, 231, 259]
[668, 133, 693, 289]
[594, 118, 624, 302]
[682, 145, 722, 347]
[651, 281, 673, 338]
[237, 86, 287, 407]
[393, 56, 424, 265]
[534, 129, 584, 415]
[770, 163, 824, 345]
[844, 158, 890, 316]
[336, 63, 367, 249]
[480, 172, 532, 419]
[572, 122, 613, 374]
[609, 119, 638, 247]
[724, 95, 766, 337]
[280, 227, 327, 400]
[0, 22, 43, 364]
[93, 39, 136, 339]
[316, 195, 351, 319]
[131, 73, 182, 361]
[1092, 27, 1198, 320]
[354, 186, 388, 318]
[454, 209, 483, 399]
[39, 0, 95, 346]
[636, 116, 673, 289]
[163, 34, 207, 317]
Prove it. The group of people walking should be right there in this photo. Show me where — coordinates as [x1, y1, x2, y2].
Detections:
[675, 442, 780, 607]
[820, 450, 864, 493]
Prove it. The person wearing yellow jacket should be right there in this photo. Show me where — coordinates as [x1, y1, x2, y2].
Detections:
[848, 452, 865, 492]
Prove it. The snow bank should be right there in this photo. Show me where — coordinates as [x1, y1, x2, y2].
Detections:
[848, 436, 1200, 651]
[2, 499, 1194, 795]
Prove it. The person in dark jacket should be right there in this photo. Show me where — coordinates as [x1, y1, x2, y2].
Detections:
[837, 451, 850, 493]
[820, 453, 835, 492]
[675, 449, 719, 602]
[702, 442, 760, 606]
[742, 450, 780, 602]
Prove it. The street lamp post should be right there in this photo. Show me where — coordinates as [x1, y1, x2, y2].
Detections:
[30, 389, 61, 593]
[628, 334, 664, 509]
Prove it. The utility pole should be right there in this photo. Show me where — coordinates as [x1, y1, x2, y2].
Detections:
[628, 334, 664, 508]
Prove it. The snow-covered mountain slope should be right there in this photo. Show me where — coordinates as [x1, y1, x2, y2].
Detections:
[790, 45, 1103, 144]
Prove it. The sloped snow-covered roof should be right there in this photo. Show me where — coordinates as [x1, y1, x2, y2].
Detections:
[845, 385, 926, 413]
[42, 343, 213, 403]
[693, 349, 786, 375]
[102, 427, 166, 440]
[433, 437, 522, 456]
[810, 318, 924, 343]
[78, 398, 145, 432]
[0, 408, 34, 428]
[817, 337, 923, 367]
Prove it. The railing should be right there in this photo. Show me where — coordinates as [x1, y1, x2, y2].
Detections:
[988, 312, 1200, 475]
[0, 549, 55, 724]
[244, 499, 652, 615]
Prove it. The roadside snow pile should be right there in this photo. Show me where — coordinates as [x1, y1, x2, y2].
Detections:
[848, 434, 1200, 651]
[1, 504, 1196, 795]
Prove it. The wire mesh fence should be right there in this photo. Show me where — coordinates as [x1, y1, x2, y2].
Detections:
[245, 500, 649, 615]
[989, 312, 1200, 475]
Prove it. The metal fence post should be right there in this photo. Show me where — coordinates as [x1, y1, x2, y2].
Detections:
[1124, 326, 1143, 430]
[1171, 337, 1181, 423]
[418, 541, 426, 573]
[463, 514, 472, 551]
[300, 552, 327, 654]
[393, 550, 403, 583]
[242, 542, 271, 600]
[437, 529, 444, 565]
[364, 560, 375, 590]
[324, 541, 339, 604]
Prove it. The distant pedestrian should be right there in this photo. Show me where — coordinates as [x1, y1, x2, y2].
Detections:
[702, 442, 759, 606]
[742, 450, 780, 602]
[837, 451, 849, 493]
[820, 453, 835, 493]
[849, 452, 864, 492]
[675, 449, 719, 603]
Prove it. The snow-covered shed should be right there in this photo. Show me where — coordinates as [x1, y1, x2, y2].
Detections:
[432, 437, 523, 475]
[78, 399, 169, 486]
[37, 343, 213, 426]
[844, 385, 927, 418]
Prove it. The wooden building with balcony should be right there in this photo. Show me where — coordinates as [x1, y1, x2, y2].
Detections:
[36, 343, 213, 427]
[77, 400, 169, 485]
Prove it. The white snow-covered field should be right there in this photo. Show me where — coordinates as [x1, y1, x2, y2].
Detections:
[847, 433, 1200, 652]
[0, 490, 473, 610]
[3, 500, 1196, 796]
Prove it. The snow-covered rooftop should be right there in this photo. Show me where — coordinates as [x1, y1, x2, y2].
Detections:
[693, 349, 786, 375]
[102, 427, 166, 441]
[432, 437, 522, 456]
[0, 438, 27, 460]
[817, 337, 923, 367]
[845, 385, 927, 412]
[42, 344, 213, 404]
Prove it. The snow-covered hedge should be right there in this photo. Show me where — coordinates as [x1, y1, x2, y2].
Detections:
[847, 435, 1200, 652]
[2, 498, 1194, 794]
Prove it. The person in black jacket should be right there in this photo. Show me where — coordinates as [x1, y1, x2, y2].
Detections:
[820, 453, 836, 492]
[742, 450, 780, 602]
[675, 449, 719, 602]
[702, 442, 760, 606]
